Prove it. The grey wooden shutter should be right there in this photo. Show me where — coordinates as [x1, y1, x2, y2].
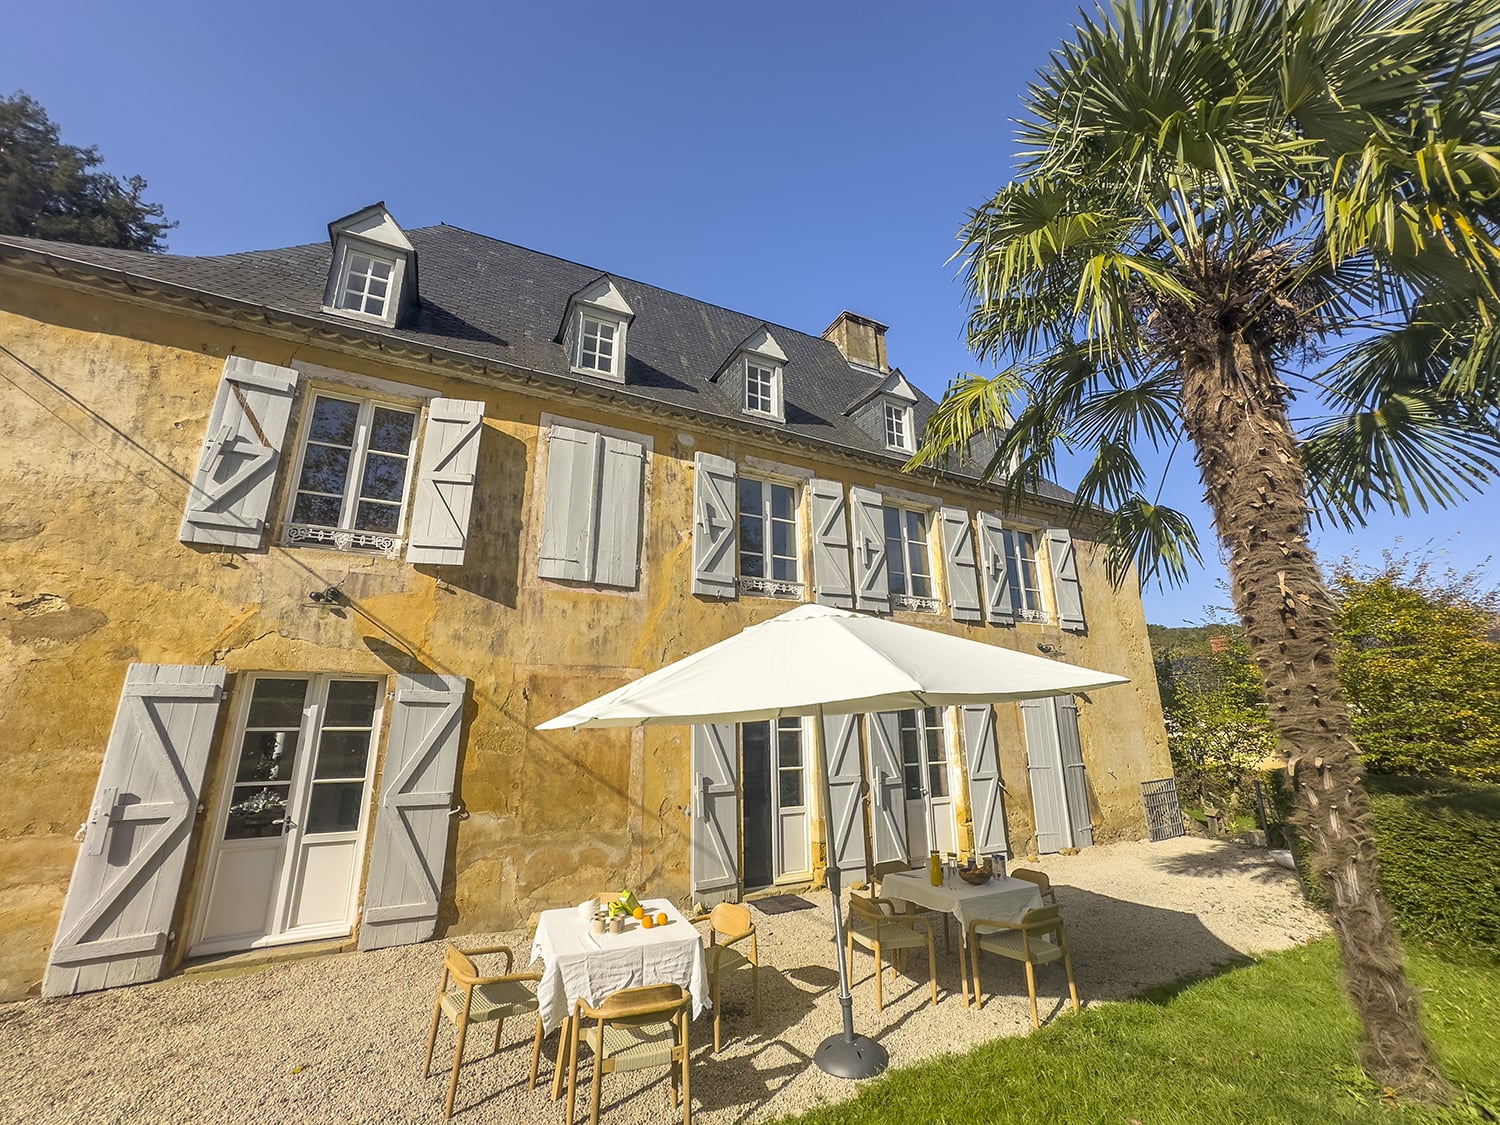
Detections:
[978, 512, 1015, 626]
[592, 435, 646, 588]
[691, 723, 739, 905]
[810, 479, 853, 608]
[940, 507, 982, 624]
[405, 398, 485, 566]
[179, 356, 298, 548]
[1021, 698, 1069, 854]
[961, 704, 1009, 859]
[44, 664, 226, 997]
[823, 713, 867, 875]
[691, 452, 738, 598]
[359, 673, 467, 951]
[538, 425, 600, 581]
[1047, 527, 1087, 632]
[1054, 695, 1094, 848]
[865, 712, 909, 863]
[848, 486, 890, 614]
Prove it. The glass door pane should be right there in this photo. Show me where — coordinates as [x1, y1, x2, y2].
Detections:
[225, 679, 308, 839]
[304, 679, 380, 834]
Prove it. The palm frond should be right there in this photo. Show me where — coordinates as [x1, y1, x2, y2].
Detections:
[1105, 496, 1204, 589]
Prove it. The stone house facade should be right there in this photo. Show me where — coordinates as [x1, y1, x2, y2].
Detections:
[0, 205, 1171, 1001]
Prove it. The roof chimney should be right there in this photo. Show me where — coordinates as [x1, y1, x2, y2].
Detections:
[822, 311, 889, 372]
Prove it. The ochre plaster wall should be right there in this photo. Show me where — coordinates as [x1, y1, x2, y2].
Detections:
[0, 273, 1169, 1000]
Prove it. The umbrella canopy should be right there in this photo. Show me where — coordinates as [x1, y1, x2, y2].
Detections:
[537, 603, 1128, 730]
[537, 602, 1130, 1080]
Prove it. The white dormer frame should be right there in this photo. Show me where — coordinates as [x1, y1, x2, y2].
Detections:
[322, 204, 416, 329]
[564, 277, 634, 383]
[738, 327, 788, 423]
[884, 398, 915, 452]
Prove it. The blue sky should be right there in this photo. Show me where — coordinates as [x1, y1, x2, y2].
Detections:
[11, 0, 1494, 624]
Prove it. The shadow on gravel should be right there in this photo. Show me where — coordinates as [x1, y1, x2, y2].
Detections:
[1146, 841, 1292, 885]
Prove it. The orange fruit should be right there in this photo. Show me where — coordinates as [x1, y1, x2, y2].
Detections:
[641, 914, 655, 929]
[656, 912, 669, 927]
[632, 906, 645, 920]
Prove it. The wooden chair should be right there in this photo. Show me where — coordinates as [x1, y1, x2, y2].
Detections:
[423, 944, 544, 1118]
[845, 892, 938, 1012]
[966, 905, 1080, 1028]
[1008, 867, 1059, 905]
[697, 902, 760, 1052]
[872, 859, 951, 952]
[567, 983, 692, 1125]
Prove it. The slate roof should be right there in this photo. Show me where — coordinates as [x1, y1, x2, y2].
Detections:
[0, 224, 1073, 504]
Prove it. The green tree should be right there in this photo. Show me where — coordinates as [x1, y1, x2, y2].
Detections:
[912, 0, 1500, 1100]
[0, 92, 175, 251]
[1335, 555, 1500, 783]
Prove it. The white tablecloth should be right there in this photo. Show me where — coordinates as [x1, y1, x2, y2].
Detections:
[879, 870, 1045, 939]
[530, 898, 709, 1033]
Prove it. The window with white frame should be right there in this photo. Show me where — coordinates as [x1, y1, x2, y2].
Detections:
[898, 707, 948, 801]
[884, 400, 914, 452]
[883, 505, 936, 608]
[284, 392, 419, 554]
[573, 312, 622, 379]
[744, 358, 781, 418]
[738, 476, 800, 596]
[334, 249, 397, 319]
[776, 717, 806, 810]
[1003, 528, 1047, 622]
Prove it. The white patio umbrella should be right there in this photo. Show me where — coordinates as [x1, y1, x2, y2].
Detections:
[537, 603, 1128, 1078]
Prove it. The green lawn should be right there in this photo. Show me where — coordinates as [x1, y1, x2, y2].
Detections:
[773, 940, 1499, 1125]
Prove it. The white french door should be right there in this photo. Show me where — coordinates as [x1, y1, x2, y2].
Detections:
[740, 718, 811, 889]
[192, 674, 383, 955]
[899, 707, 957, 862]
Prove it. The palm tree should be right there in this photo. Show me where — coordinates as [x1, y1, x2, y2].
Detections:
[913, 0, 1500, 1101]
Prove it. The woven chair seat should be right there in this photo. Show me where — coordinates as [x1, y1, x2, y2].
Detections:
[848, 921, 930, 950]
[583, 1021, 679, 1073]
[439, 979, 537, 1024]
[974, 929, 1064, 964]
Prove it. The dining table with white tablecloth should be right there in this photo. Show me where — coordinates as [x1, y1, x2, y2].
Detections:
[878, 869, 1046, 1006]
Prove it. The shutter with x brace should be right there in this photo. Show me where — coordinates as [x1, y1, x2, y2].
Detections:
[358, 674, 468, 951]
[179, 356, 299, 548]
[44, 664, 226, 997]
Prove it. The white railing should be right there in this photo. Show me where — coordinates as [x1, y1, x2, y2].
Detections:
[892, 594, 942, 614]
[283, 524, 402, 558]
[738, 576, 806, 600]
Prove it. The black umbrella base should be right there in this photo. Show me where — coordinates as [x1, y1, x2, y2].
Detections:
[815, 1033, 889, 1079]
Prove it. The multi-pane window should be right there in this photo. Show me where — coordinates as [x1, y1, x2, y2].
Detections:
[1003, 528, 1045, 619]
[776, 717, 805, 809]
[884, 505, 933, 599]
[884, 401, 912, 451]
[739, 477, 799, 584]
[745, 360, 778, 416]
[575, 314, 619, 376]
[336, 250, 395, 318]
[898, 707, 947, 800]
[289, 394, 418, 542]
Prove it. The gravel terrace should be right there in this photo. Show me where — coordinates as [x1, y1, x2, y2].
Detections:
[0, 837, 1326, 1125]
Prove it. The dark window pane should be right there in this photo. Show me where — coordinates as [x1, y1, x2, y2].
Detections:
[779, 770, 803, 809]
[296, 443, 352, 496]
[929, 763, 948, 798]
[292, 492, 342, 528]
[368, 408, 415, 453]
[883, 507, 901, 538]
[741, 519, 764, 558]
[305, 782, 365, 834]
[307, 398, 359, 445]
[246, 679, 308, 728]
[907, 510, 926, 543]
[911, 572, 933, 598]
[359, 451, 409, 503]
[315, 730, 372, 779]
[739, 477, 762, 515]
[904, 764, 922, 799]
[772, 556, 797, 582]
[225, 785, 289, 839]
[355, 500, 401, 533]
[771, 484, 794, 521]
[325, 680, 380, 727]
[234, 730, 300, 783]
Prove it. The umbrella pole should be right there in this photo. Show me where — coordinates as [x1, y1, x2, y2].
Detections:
[812, 705, 889, 1079]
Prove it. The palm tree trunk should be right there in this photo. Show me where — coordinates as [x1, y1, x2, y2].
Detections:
[1177, 337, 1450, 1103]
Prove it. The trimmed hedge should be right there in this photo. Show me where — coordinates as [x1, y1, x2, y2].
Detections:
[1366, 775, 1500, 960]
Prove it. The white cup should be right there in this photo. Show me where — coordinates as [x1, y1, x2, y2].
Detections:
[578, 900, 596, 922]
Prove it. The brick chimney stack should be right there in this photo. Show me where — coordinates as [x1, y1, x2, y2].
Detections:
[822, 311, 889, 372]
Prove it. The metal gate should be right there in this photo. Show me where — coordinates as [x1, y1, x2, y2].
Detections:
[1141, 778, 1185, 843]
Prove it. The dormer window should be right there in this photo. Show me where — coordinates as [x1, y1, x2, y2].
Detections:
[575, 313, 620, 377]
[884, 400, 914, 452]
[562, 276, 634, 384]
[335, 249, 397, 319]
[321, 203, 417, 329]
[745, 358, 781, 417]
